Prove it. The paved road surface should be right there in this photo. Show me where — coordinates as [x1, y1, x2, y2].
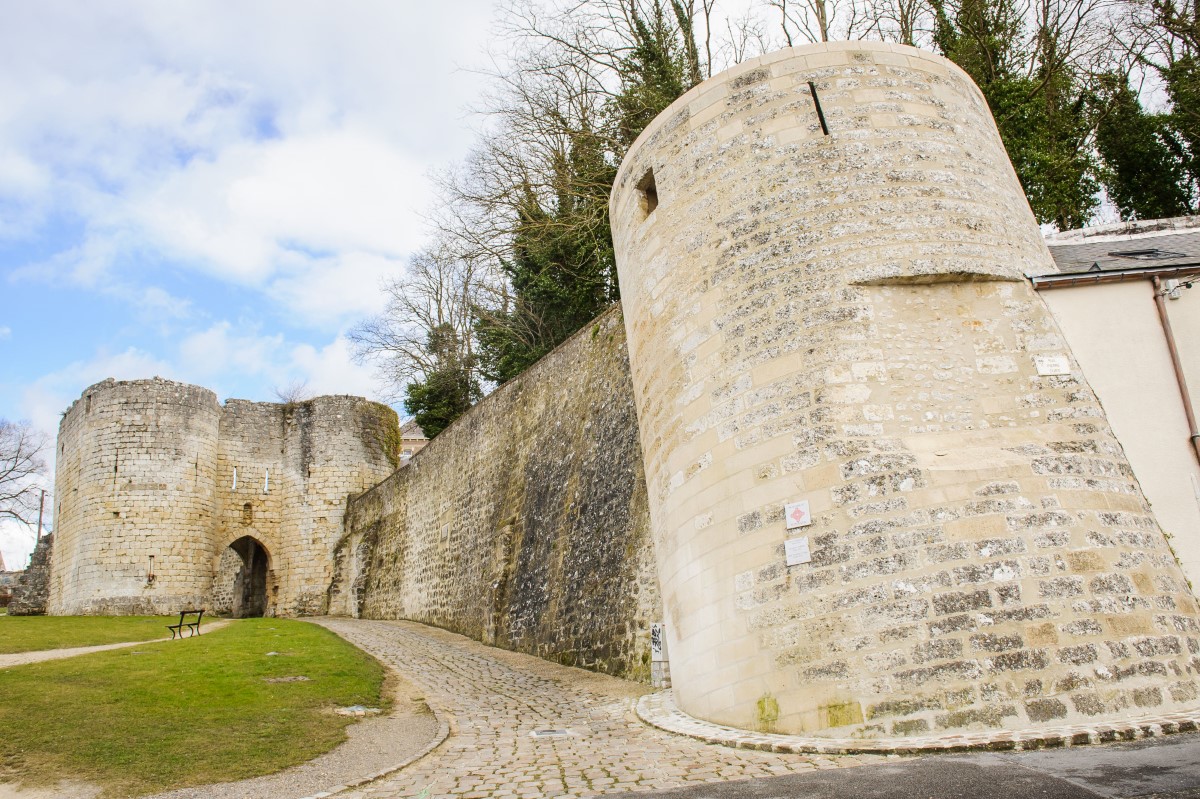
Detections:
[614, 735, 1200, 799]
[318, 619, 1200, 799]
[314, 619, 879, 799]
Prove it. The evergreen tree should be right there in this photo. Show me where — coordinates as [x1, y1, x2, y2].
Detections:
[613, 2, 696, 148]
[1093, 74, 1192, 220]
[1164, 56, 1200, 196]
[404, 324, 481, 438]
[931, 0, 1097, 229]
[474, 126, 619, 384]
[473, 1, 705, 385]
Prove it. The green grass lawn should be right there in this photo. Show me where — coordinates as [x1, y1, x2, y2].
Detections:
[0, 618, 386, 797]
[0, 614, 171, 653]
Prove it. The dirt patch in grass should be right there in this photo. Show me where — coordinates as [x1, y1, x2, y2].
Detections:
[0, 619, 386, 798]
[0, 616, 170, 654]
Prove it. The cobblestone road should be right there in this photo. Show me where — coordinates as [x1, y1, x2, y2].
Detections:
[314, 619, 882, 799]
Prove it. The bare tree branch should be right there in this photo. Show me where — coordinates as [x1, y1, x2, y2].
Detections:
[0, 420, 48, 527]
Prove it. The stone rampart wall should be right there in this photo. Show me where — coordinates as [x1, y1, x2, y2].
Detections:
[334, 307, 662, 680]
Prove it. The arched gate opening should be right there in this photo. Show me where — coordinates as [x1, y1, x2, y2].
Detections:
[224, 536, 270, 618]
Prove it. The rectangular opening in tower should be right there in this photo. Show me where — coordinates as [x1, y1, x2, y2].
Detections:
[637, 169, 659, 218]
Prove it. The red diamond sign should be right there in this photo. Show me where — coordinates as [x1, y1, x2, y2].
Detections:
[785, 500, 811, 530]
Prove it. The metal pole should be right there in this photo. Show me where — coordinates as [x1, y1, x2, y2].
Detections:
[35, 489, 45, 542]
[1152, 276, 1200, 467]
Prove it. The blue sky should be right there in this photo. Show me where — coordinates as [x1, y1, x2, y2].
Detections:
[0, 1, 497, 567]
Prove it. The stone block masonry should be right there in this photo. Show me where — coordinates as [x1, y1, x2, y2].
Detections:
[49, 378, 397, 616]
[332, 307, 663, 681]
[610, 42, 1200, 737]
[51, 379, 220, 615]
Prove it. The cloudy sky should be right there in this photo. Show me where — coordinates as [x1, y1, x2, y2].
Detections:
[0, 2, 498, 567]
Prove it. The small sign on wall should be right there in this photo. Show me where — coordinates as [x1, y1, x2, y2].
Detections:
[651, 622, 668, 662]
[1035, 355, 1071, 376]
[785, 500, 812, 530]
[785, 536, 811, 566]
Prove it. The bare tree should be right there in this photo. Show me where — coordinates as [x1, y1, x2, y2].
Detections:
[1122, 0, 1199, 71]
[0, 420, 48, 526]
[349, 244, 493, 399]
[272, 380, 313, 405]
[871, 0, 934, 44]
[720, 7, 773, 62]
[766, 0, 881, 44]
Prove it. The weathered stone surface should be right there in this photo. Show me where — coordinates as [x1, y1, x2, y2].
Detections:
[49, 378, 396, 616]
[42, 40, 1200, 745]
[331, 308, 662, 682]
[609, 41, 1200, 737]
[8, 534, 52, 616]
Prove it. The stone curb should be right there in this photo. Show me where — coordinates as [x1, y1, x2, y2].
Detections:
[296, 714, 450, 799]
[636, 690, 1200, 755]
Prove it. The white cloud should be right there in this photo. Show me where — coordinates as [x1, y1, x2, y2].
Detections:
[0, 326, 10, 340]
[289, 336, 379, 400]
[0, 518, 39, 573]
[0, 148, 50, 240]
[123, 129, 430, 286]
[0, 2, 493, 327]
[134, 286, 193, 321]
[268, 251, 398, 329]
[175, 323, 385, 406]
[178, 322, 286, 385]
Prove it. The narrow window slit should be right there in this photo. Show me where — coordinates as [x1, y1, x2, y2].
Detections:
[808, 81, 830, 136]
[636, 169, 659, 218]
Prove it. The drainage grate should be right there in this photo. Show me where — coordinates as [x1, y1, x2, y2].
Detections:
[530, 729, 571, 738]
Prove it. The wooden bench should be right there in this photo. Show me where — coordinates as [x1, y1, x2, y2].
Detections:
[167, 609, 204, 639]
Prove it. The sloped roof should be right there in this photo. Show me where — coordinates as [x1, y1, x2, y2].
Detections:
[1043, 216, 1200, 275]
[399, 419, 427, 439]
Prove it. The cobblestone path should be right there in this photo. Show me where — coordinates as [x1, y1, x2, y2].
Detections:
[315, 619, 882, 799]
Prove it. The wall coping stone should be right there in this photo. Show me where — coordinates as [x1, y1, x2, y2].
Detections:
[637, 690, 1200, 754]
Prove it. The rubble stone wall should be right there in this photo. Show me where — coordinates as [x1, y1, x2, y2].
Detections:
[334, 307, 663, 681]
[7, 534, 52, 616]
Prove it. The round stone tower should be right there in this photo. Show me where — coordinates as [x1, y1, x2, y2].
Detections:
[49, 378, 221, 615]
[611, 42, 1200, 738]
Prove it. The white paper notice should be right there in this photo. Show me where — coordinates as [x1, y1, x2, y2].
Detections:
[1035, 355, 1071, 376]
[785, 536, 811, 566]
